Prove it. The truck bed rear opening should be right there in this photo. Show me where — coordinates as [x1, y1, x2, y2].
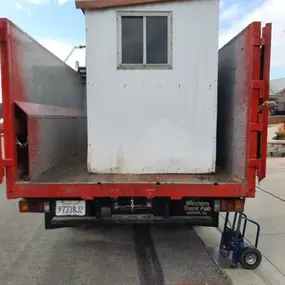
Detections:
[31, 153, 245, 185]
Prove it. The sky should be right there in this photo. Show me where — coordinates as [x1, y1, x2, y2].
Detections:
[0, 0, 285, 79]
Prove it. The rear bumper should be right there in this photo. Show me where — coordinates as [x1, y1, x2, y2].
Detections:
[45, 215, 219, 229]
[18, 197, 244, 229]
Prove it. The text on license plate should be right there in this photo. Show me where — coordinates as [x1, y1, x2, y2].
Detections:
[55, 200, 86, 216]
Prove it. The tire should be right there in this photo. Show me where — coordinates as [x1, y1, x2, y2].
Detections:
[239, 247, 262, 269]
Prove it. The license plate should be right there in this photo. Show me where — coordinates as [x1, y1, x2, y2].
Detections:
[55, 200, 86, 216]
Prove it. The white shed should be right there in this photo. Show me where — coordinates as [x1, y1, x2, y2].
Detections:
[76, 0, 219, 174]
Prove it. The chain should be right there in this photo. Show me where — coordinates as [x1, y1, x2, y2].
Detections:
[130, 197, 134, 211]
[17, 139, 28, 148]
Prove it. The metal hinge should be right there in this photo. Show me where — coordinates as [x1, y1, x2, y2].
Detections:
[252, 80, 265, 90]
[249, 159, 261, 169]
[253, 38, 266, 46]
[3, 159, 12, 167]
[16, 139, 28, 148]
[252, 80, 265, 98]
[250, 120, 263, 132]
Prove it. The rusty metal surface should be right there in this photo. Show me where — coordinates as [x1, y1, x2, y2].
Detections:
[33, 154, 244, 184]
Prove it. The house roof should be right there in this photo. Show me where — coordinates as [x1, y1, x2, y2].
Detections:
[76, 0, 190, 10]
[270, 78, 285, 96]
[276, 87, 285, 95]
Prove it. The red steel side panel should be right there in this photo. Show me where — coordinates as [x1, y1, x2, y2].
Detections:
[245, 22, 262, 196]
[0, 20, 4, 183]
[246, 23, 272, 190]
[0, 131, 3, 184]
[0, 19, 17, 196]
[258, 24, 272, 181]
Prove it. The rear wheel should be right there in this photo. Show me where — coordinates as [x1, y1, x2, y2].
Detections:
[239, 247, 262, 269]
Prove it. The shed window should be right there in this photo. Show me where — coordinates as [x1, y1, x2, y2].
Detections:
[118, 12, 172, 69]
[122, 16, 143, 64]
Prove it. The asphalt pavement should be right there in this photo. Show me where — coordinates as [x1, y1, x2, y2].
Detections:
[0, 182, 231, 285]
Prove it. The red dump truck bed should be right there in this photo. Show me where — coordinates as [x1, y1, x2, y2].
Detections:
[0, 19, 272, 229]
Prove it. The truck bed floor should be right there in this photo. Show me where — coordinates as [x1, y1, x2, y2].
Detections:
[31, 154, 245, 185]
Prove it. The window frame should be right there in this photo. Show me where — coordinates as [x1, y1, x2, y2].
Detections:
[117, 11, 173, 70]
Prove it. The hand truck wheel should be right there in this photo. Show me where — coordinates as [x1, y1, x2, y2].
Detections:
[239, 247, 262, 269]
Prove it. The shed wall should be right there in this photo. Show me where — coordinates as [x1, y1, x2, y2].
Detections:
[85, 0, 219, 174]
